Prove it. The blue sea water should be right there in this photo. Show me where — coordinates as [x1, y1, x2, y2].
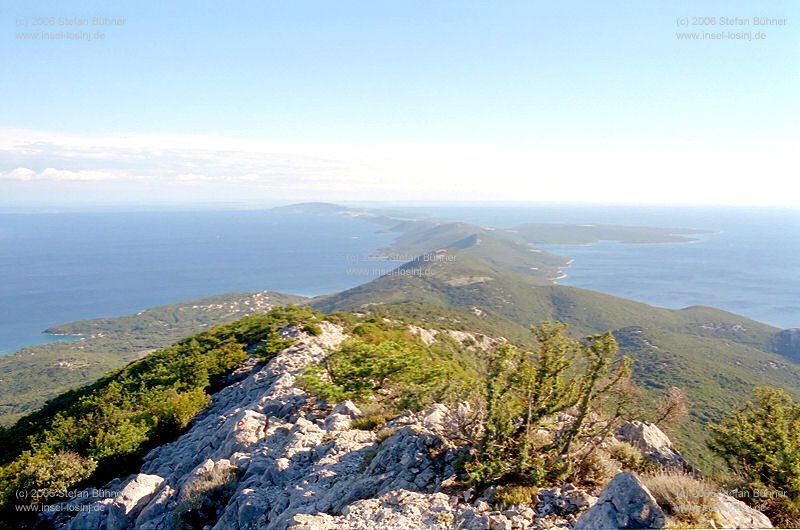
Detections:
[2, 205, 798, 355]
[0, 210, 392, 354]
[405, 205, 800, 330]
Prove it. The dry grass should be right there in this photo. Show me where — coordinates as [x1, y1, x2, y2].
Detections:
[172, 464, 239, 529]
[375, 427, 396, 443]
[641, 470, 717, 526]
[350, 413, 392, 431]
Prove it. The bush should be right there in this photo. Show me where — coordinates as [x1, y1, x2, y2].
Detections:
[607, 439, 648, 472]
[206, 342, 247, 383]
[574, 450, 619, 487]
[492, 484, 539, 507]
[151, 388, 209, 435]
[87, 418, 152, 459]
[298, 337, 447, 412]
[465, 322, 633, 487]
[0, 450, 96, 506]
[709, 386, 800, 526]
[351, 322, 390, 342]
[654, 386, 690, 429]
[302, 322, 322, 336]
[641, 470, 716, 526]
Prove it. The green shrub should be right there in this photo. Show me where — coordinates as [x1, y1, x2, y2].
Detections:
[465, 322, 632, 487]
[709, 386, 800, 526]
[302, 322, 322, 336]
[298, 337, 447, 411]
[351, 322, 389, 342]
[252, 335, 295, 362]
[492, 484, 539, 507]
[0, 450, 96, 506]
[87, 418, 152, 459]
[207, 342, 247, 383]
[574, 450, 619, 487]
[151, 388, 209, 435]
[607, 439, 648, 472]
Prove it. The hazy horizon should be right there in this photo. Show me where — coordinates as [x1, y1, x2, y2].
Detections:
[2, 1, 798, 206]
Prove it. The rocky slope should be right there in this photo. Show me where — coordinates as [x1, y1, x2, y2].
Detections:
[774, 328, 800, 361]
[46, 322, 772, 530]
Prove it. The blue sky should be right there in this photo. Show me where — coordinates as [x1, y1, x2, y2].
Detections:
[1, 1, 798, 206]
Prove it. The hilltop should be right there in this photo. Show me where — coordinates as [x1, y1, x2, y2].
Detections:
[1, 309, 777, 529]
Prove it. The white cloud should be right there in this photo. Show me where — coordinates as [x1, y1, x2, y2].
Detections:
[0, 129, 797, 205]
[1, 167, 125, 182]
[4, 167, 37, 180]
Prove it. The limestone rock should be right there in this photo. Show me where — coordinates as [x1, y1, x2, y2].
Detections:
[287, 490, 458, 530]
[134, 484, 175, 529]
[536, 484, 597, 517]
[106, 474, 165, 530]
[573, 472, 666, 530]
[711, 493, 773, 529]
[615, 421, 686, 469]
[332, 400, 362, 418]
[65, 498, 114, 530]
[220, 409, 268, 455]
[49, 319, 733, 530]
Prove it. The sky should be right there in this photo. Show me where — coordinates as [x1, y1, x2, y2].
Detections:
[1, 0, 798, 207]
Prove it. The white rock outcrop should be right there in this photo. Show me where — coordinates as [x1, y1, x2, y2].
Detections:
[52, 322, 469, 530]
[105, 474, 164, 530]
[711, 492, 774, 529]
[615, 421, 686, 469]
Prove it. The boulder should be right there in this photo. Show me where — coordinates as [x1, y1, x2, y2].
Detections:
[332, 400, 362, 418]
[133, 484, 175, 530]
[105, 474, 164, 530]
[711, 493, 773, 529]
[219, 409, 267, 455]
[616, 421, 686, 469]
[573, 472, 666, 530]
[65, 498, 114, 530]
[536, 485, 597, 517]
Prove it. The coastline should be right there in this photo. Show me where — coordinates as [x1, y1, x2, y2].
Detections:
[548, 259, 574, 283]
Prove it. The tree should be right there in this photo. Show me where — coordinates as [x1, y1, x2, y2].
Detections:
[655, 386, 689, 427]
[466, 322, 632, 486]
[709, 387, 800, 526]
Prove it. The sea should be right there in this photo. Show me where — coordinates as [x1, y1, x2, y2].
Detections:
[407, 204, 800, 330]
[0, 209, 393, 354]
[1, 205, 798, 354]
